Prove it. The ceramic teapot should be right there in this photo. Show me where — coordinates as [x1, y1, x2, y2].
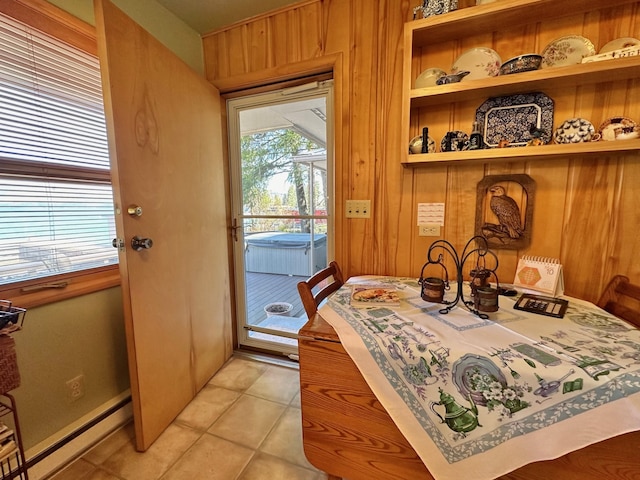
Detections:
[429, 387, 481, 434]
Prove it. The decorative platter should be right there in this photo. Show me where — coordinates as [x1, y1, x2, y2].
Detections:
[541, 35, 596, 68]
[599, 37, 640, 54]
[553, 117, 595, 144]
[475, 92, 554, 147]
[440, 131, 469, 151]
[451, 47, 501, 80]
[451, 353, 507, 406]
[597, 116, 638, 141]
[415, 67, 447, 88]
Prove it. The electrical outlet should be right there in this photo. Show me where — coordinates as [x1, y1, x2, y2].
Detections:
[345, 199, 371, 218]
[419, 224, 441, 236]
[66, 374, 85, 402]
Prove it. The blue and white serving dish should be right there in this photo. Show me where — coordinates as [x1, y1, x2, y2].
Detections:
[475, 92, 554, 147]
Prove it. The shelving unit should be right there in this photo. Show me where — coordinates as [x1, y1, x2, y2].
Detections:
[401, 0, 640, 167]
[0, 394, 27, 480]
[403, 139, 640, 166]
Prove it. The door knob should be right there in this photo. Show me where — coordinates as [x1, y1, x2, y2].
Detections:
[131, 236, 153, 251]
[127, 205, 143, 217]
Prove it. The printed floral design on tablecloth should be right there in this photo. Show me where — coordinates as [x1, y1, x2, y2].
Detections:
[383, 320, 451, 400]
[466, 368, 531, 419]
[567, 309, 629, 332]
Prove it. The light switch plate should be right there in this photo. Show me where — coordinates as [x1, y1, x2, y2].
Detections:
[345, 200, 371, 218]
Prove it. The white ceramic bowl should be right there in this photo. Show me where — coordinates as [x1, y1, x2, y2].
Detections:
[415, 68, 446, 88]
[264, 302, 293, 316]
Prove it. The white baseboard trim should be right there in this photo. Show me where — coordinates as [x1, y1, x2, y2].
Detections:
[26, 392, 133, 480]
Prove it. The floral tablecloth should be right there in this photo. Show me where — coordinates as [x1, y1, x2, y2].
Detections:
[319, 276, 640, 480]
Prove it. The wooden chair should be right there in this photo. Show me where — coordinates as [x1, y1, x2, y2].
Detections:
[297, 261, 344, 319]
[298, 260, 345, 480]
[597, 275, 640, 328]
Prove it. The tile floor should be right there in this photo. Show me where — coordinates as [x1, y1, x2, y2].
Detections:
[49, 355, 330, 480]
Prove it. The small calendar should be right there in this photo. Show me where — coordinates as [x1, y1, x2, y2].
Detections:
[513, 256, 564, 296]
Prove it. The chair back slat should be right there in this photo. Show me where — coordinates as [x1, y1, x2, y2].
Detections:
[597, 275, 640, 328]
[297, 261, 344, 319]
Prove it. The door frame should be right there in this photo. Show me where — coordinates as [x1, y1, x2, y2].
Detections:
[213, 55, 344, 353]
[227, 80, 335, 354]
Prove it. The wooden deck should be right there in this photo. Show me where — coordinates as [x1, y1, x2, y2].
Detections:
[245, 271, 307, 326]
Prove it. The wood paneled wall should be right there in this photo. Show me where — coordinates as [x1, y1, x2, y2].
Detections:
[202, 0, 640, 303]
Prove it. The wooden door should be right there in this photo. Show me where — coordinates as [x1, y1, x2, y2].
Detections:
[94, 0, 233, 450]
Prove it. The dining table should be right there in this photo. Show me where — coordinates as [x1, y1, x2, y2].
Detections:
[298, 275, 640, 480]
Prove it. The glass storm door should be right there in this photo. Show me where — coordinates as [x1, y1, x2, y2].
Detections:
[227, 81, 334, 357]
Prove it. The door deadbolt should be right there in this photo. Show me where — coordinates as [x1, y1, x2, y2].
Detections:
[112, 238, 125, 251]
[131, 236, 153, 251]
[127, 205, 143, 217]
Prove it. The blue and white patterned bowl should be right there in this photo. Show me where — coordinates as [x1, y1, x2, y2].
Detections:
[499, 54, 543, 75]
[553, 118, 595, 144]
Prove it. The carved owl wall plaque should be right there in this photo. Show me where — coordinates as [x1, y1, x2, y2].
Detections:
[475, 174, 535, 250]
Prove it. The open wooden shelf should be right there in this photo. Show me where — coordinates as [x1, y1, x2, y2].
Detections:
[408, 0, 639, 47]
[402, 0, 640, 167]
[402, 139, 640, 167]
[409, 56, 640, 108]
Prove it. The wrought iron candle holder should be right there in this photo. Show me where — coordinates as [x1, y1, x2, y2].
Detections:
[419, 236, 499, 319]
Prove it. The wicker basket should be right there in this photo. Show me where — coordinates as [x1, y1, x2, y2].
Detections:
[0, 300, 25, 333]
[0, 335, 20, 393]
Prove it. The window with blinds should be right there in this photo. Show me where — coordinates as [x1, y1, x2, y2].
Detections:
[0, 11, 118, 287]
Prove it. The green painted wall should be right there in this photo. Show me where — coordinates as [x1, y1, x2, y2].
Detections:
[48, 0, 205, 74]
[12, 288, 128, 453]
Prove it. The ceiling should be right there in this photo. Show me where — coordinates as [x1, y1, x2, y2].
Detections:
[155, 0, 301, 34]
[240, 96, 327, 147]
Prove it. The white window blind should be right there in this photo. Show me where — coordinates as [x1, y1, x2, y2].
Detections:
[0, 12, 117, 285]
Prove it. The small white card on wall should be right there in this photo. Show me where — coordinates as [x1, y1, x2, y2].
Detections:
[513, 256, 565, 297]
[417, 203, 445, 226]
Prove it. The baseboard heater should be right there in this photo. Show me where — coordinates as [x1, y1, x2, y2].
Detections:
[25, 395, 132, 480]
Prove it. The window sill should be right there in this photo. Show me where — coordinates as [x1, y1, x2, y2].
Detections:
[0, 266, 121, 309]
